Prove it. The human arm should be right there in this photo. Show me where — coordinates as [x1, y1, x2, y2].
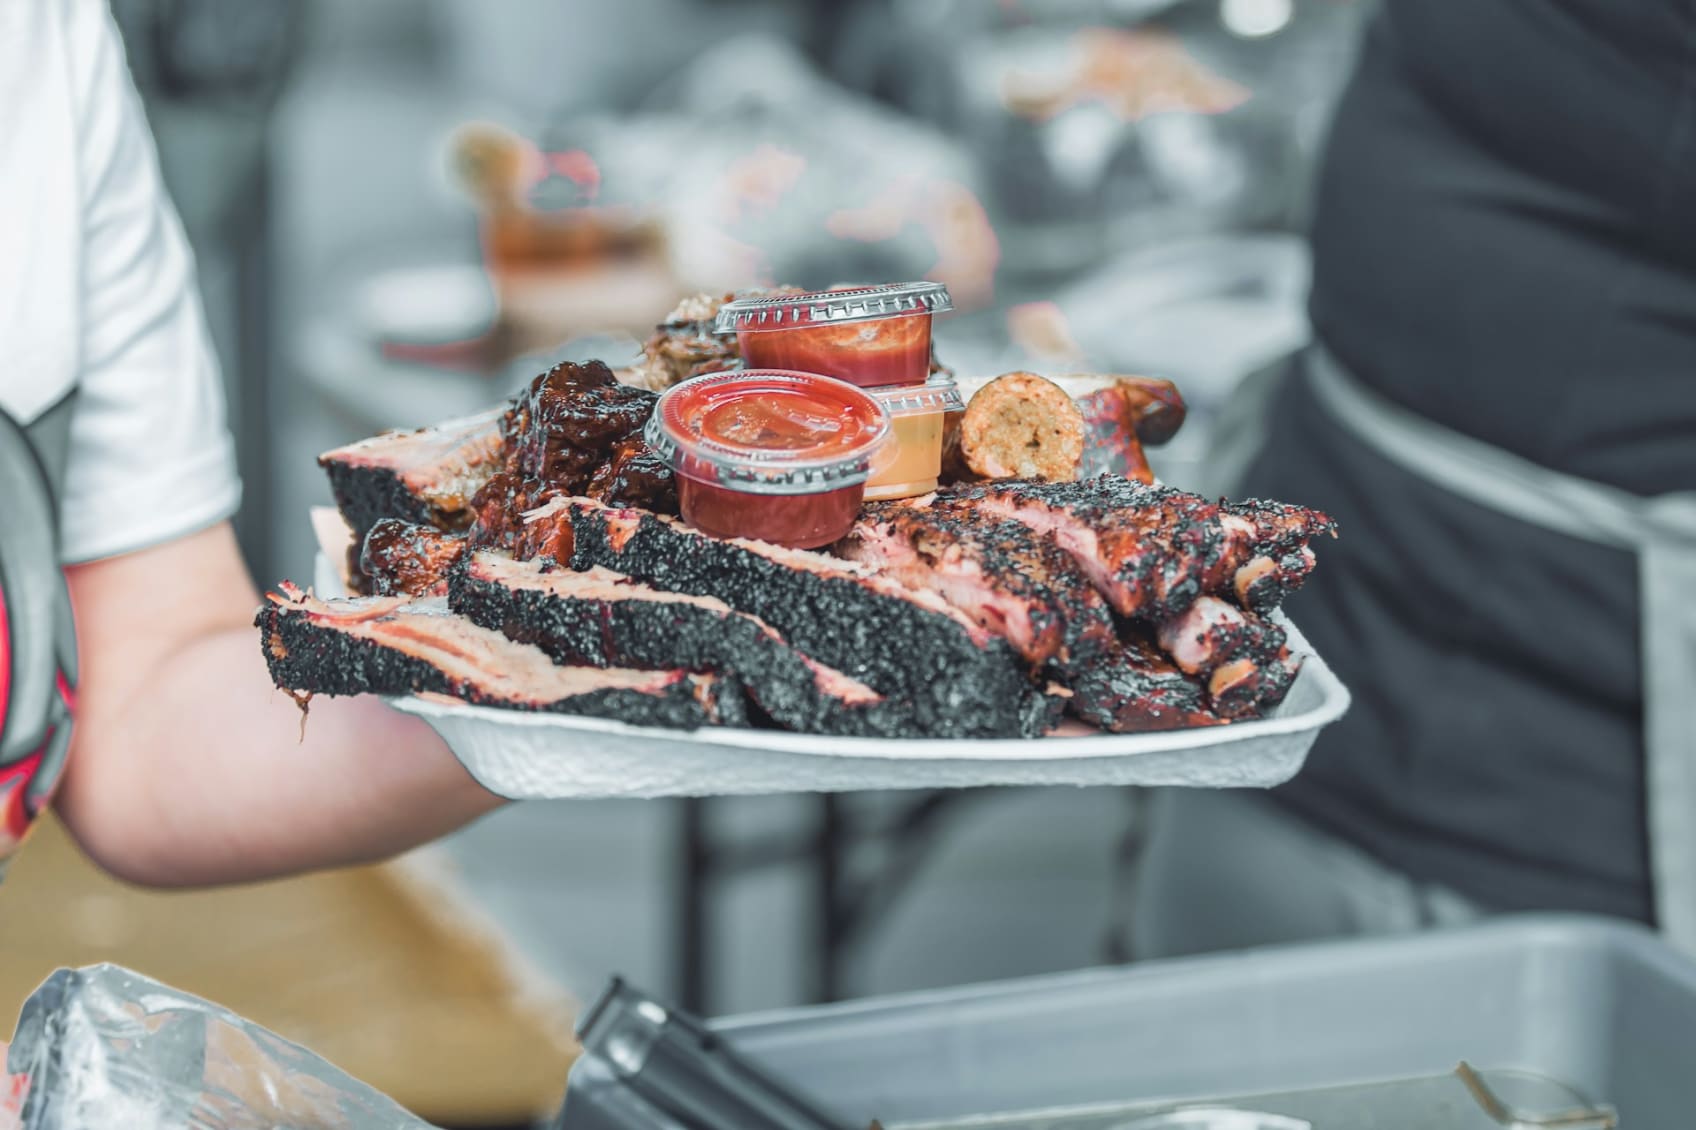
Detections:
[54, 520, 503, 887]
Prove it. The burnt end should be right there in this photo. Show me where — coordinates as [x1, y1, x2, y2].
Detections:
[507, 361, 657, 486]
[361, 519, 467, 597]
[585, 435, 677, 513]
[472, 362, 674, 551]
[448, 563, 921, 738]
[560, 503, 1046, 739]
[1065, 637, 1224, 734]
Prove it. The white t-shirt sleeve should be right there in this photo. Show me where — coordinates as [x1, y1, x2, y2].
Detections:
[55, 0, 241, 564]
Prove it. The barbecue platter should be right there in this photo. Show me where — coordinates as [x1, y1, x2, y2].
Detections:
[260, 284, 1347, 794]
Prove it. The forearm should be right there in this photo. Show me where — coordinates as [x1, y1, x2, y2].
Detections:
[57, 624, 504, 888]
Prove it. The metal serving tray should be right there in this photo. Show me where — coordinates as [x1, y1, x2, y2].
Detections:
[554, 916, 1696, 1129]
[309, 533, 1348, 799]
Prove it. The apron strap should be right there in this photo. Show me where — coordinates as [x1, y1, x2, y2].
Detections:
[1305, 343, 1696, 952]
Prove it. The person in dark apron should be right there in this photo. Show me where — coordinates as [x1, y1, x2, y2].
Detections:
[1129, 1, 1696, 955]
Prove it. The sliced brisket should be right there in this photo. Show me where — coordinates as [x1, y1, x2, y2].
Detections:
[523, 497, 1050, 738]
[257, 585, 740, 730]
[450, 552, 923, 738]
[836, 502, 1114, 677]
[319, 408, 504, 544]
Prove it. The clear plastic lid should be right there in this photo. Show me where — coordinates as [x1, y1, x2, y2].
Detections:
[646, 369, 891, 495]
[871, 374, 965, 416]
[714, 282, 954, 333]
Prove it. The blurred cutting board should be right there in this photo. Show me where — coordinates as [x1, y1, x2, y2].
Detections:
[0, 814, 576, 1127]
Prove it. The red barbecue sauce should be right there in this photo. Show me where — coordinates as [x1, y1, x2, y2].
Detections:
[654, 371, 889, 549]
[737, 313, 932, 388]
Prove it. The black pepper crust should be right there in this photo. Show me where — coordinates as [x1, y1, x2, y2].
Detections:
[321, 461, 467, 545]
[448, 560, 925, 738]
[555, 502, 1050, 739]
[938, 478, 1229, 620]
[1234, 550, 1316, 615]
[255, 601, 741, 730]
[1208, 651, 1301, 721]
[850, 501, 1116, 678]
[1221, 497, 1338, 556]
[1065, 636, 1223, 734]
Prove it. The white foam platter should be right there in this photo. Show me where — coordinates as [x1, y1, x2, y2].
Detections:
[310, 529, 1349, 798]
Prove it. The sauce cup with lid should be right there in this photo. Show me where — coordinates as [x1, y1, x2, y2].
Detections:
[714, 282, 953, 389]
[646, 369, 891, 549]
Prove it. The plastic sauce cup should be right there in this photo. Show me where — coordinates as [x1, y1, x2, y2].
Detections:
[714, 283, 954, 389]
[646, 370, 891, 549]
[865, 377, 966, 501]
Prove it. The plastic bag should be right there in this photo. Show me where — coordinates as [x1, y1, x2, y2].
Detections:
[5, 965, 436, 1130]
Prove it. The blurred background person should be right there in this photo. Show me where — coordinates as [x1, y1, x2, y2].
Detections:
[1127, 1, 1696, 957]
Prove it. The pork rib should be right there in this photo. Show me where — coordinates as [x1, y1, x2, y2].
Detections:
[450, 552, 923, 738]
[257, 586, 741, 730]
[836, 502, 1114, 677]
[935, 479, 1225, 620]
[1210, 498, 1334, 612]
[937, 479, 1333, 619]
[1066, 636, 1224, 734]
[522, 497, 1059, 739]
[1154, 596, 1299, 719]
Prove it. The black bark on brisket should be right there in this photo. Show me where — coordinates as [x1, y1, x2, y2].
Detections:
[534, 498, 1050, 739]
[257, 588, 741, 730]
[840, 501, 1115, 679]
[1066, 636, 1224, 734]
[319, 408, 504, 549]
[360, 519, 467, 597]
[449, 553, 923, 738]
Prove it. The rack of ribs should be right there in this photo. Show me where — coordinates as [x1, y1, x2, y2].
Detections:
[450, 552, 923, 738]
[520, 497, 1062, 739]
[935, 478, 1333, 620]
[835, 501, 1115, 679]
[257, 585, 741, 730]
